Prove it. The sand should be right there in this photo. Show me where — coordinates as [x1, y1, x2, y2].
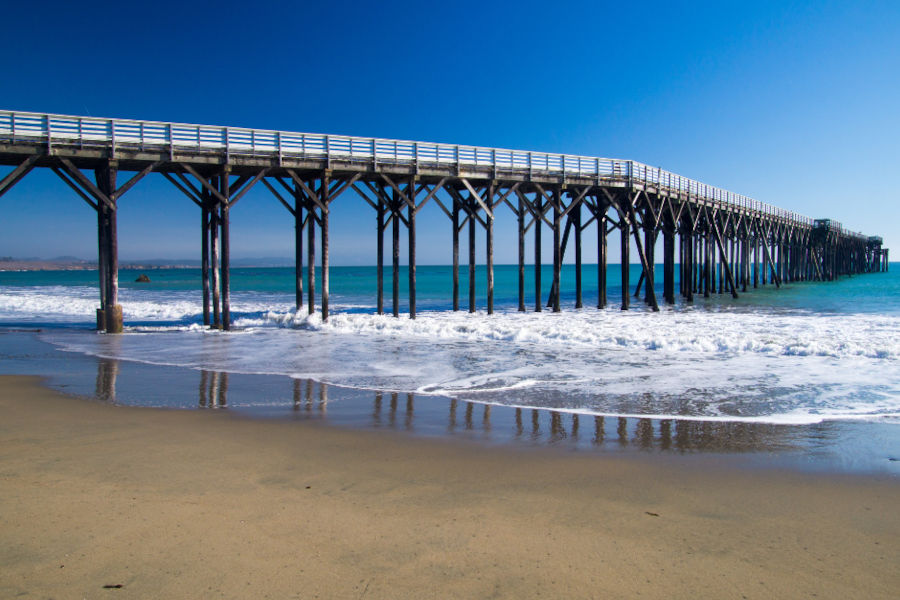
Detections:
[1, 375, 898, 599]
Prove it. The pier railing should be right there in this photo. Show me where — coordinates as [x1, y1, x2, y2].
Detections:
[0, 109, 816, 227]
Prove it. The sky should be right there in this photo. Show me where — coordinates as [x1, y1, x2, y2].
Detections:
[1, 0, 898, 264]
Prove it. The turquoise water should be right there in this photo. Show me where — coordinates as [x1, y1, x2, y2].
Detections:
[1, 263, 899, 430]
[3, 263, 898, 316]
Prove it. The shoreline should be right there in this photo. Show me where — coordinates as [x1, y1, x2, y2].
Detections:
[2, 328, 900, 476]
[2, 374, 899, 598]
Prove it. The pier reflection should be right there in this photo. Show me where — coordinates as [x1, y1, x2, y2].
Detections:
[293, 378, 328, 414]
[87, 356, 814, 456]
[357, 389, 807, 454]
[95, 357, 119, 403]
[199, 370, 228, 409]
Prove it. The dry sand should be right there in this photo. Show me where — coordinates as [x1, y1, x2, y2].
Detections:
[1, 375, 898, 599]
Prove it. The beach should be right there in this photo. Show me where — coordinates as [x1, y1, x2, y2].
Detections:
[2, 374, 898, 599]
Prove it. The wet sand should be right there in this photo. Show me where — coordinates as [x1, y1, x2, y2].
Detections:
[1, 375, 898, 599]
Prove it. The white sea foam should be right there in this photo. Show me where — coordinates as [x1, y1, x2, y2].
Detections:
[7, 284, 900, 424]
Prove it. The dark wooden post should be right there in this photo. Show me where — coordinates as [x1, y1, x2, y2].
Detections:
[307, 180, 316, 316]
[663, 227, 675, 304]
[392, 187, 400, 318]
[534, 191, 542, 312]
[643, 215, 654, 303]
[95, 162, 122, 332]
[517, 193, 525, 312]
[685, 230, 694, 303]
[321, 173, 330, 321]
[486, 182, 494, 315]
[598, 208, 607, 309]
[468, 197, 476, 313]
[294, 182, 304, 311]
[703, 229, 711, 298]
[574, 199, 582, 309]
[408, 177, 416, 320]
[376, 185, 384, 314]
[219, 170, 231, 331]
[552, 186, 561, 313]
[620, 212, 630, 310]
[452, 194, 459, 311]
[742, 236, 749, 292]
[96, 200, 108, 329]
[201, 201, 210, 325]
[210, 177, 221, 328]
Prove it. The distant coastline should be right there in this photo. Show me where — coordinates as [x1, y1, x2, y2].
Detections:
[0, 257, 294, 271]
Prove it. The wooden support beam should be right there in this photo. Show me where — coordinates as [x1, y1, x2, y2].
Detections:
[181, 164, 228, 206]
[469, 197, 476, 313]
[534, 191, 542, 312]
[574, 201, 582, 309]
[220, 171, 232, 330]
[710, 218, 739, 299]
[209, 180, 221, 328]
[321, 172, 330, 322]
[552, 186, 561, 313]
[307, 179, 316, 316]
[452, 195, 460, 312]
[201, 204, 210, 325]
[393, 187, 400, 318]
[377, 183, 385, 315]
[52, 166, 98, 210]
[227, 168, 269, 207]
[627, 203, 659, 311]
[597, 211, 607, 309]
[486, 181, 494, 315]
[95, 163, 122, 332]
[517, 193, 525, 312]
[261, 177, 296, 216]
[408, 176, 417, 320]
[663, 227, 675, 304]
[620, 212, 630, 311]
[58, 158, 114, 210]
[112, 162, 159, 201]
[0, 155, 40, 199]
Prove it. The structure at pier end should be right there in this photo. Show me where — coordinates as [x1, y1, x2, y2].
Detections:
[0, 110, 889, 331]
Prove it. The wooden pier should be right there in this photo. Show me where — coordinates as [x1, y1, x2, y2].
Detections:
[0, 110, 889, 331]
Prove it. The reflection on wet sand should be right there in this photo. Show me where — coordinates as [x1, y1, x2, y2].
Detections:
[293, 378, 328, 413]
[95, 358, 118, 403]
[199, 370, 228, 408]
[90, 356, 809, 455]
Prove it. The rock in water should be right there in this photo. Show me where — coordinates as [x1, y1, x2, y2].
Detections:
[135, 274, 151, 283]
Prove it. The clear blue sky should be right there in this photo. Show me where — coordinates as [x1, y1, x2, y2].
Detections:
[1, 0, 897, 264]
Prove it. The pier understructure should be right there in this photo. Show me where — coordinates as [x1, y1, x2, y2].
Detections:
[0, 111, 888, 331]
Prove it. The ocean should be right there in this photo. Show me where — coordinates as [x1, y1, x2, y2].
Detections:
[2, 263, 899, 472]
